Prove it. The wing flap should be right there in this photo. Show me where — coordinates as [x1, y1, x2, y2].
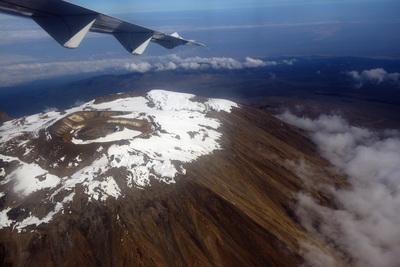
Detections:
[114, 31, 154, 55]
[32, 14, 97, 48]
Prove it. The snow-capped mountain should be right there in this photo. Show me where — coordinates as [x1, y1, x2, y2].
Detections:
[0, 90, 237, 230]
[0, 90, 342, 266]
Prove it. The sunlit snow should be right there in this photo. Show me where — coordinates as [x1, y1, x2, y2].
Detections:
[0, 90, 238, 231]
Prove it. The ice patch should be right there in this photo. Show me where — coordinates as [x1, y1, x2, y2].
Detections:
[85, 177, 121, 201]
[147, 90, 205, 112]
[127, 165, 151, 187]
[152, 160, 179, 181]
[0, 208, 12, 228]
[206, 98, 238, 113]
[75, 155, 82, 162]
[0, 154, 60, 196]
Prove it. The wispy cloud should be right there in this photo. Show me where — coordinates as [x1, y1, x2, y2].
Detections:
[0, 55, 294, 87]
[348, 68, 400, 88]
[126, 55, 277, 72]
[0, 29, 47, 44]
[278, 111, 400, 267]
[165, 20, 369, 33]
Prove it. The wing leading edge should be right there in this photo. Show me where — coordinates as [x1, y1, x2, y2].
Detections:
[0, 0, 205, 55]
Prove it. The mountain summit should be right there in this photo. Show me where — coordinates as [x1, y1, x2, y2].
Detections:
[0, 90, 342, 266]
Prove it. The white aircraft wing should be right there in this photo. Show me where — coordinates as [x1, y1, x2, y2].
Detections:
[0, 0, 205, 54]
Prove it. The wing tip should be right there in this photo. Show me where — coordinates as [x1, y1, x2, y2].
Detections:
[189, 40, 207, 47]
[169, 32, 206, 48]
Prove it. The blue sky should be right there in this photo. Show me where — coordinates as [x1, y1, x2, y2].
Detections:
[71, 0, 280, 13]
[0, 0, 399, 87]
[70, 0, 262, 13]
[70, 0, 392, 13]
[1, 0, 399, 58]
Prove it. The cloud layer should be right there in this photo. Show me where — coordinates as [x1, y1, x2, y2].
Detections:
[348, 68, 400, 88]
[125, 55, 275, 72]
[0, 55, 293, 87]
[278, 112, 400, 267]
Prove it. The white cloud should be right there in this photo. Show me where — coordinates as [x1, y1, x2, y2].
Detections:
[0, 58, 129, 86]
[348, 68, 400, 88]
[0, 24, 103, 45]
[243, 57, 268, 67]
[149, 55, 282, 71]
[0, 55, 294, 87]
[282, 58, 297, 66]
[278, 111, 400, 267]
[0, 29, 47, 44]
[150, 55, 245, 70]
[300, 241, 337, 267]
[124, 61, 152, 73]
[159, 20, 360, 33]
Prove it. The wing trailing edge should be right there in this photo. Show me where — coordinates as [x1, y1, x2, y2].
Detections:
[32, 14, 97, 48]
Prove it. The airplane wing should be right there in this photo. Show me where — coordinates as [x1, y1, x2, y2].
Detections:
[0, 0, 205, 55]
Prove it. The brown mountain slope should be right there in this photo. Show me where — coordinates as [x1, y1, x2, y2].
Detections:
[0, 94, 345, 266]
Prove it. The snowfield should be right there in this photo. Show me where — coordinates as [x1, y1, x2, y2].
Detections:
[0, 90, 238, 231]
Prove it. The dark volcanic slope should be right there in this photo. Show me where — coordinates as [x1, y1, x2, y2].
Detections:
[0, 92, 344, 266]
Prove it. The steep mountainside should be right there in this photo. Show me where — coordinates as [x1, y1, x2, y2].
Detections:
[0, 90, 344, 266]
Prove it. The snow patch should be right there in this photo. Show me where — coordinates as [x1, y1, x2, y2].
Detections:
[147, 90, 205, 112]
[0, 154, 60, 196]
[85, 176, 121, 201]
[0, 208, 12, 228]
[152, 160, 179, 181]
[206, 98, 238, 113]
